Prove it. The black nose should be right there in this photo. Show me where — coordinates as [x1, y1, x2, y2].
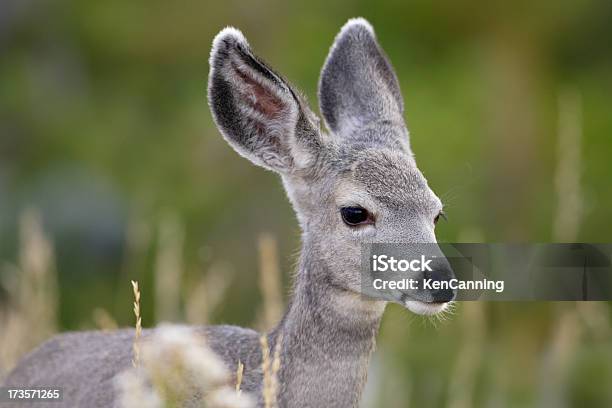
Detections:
[426, 261, 456, 303]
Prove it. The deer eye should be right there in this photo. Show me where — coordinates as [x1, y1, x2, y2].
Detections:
[341, 207, 372, 226]
[434, 210, 447, 225]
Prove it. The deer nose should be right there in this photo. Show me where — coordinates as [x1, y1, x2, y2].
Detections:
[425, 259, 456, 303]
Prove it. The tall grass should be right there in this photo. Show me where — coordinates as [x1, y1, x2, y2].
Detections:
[260, 334, 282, 408]
[534, 87, 584, 406]
[256, 234, 283, 331]
[114, 230, 286, 407]
[553, 88, 583, 242]
[446, 302, 486, 408]
[115, 225, 285, 406]
[2, 203, 606, 407]
[119, 277, 256, 407]
[154, 212, 185, 322]
[92, 307, 119, 331]
[115, 324, 254, 408]
[0, 209, 58, 377]
[534, 86, 612, 407]
[186, 262, 233, 326]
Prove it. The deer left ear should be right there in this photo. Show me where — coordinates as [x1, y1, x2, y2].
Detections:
[208, 28, 322, 174]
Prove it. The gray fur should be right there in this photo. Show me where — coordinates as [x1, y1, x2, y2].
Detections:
[4, 18, 454, 408]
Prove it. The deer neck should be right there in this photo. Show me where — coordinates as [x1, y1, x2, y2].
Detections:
[270, 241, 386, 407]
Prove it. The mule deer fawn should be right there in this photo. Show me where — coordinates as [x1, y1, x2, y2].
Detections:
[4, 18, 455, 407]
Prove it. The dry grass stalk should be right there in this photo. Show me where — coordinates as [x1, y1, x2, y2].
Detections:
[537, 306, 581, 407]
[260, 334, 282, 408]
[186, 262, 233, 326]
[553, 87, 583, 242]
[154, 212, 184, 322]
[271, 334, 282, 379]
[257, 234, 283, 330]
[92, 307, 119, 331]
[536, 87, 585, 407]
[120, 212, 152, 278]
[446, 302, 486, 408]
[260, 335, 273, 408]
[0, 209, 58, 376]
[235, 361, 244, 394]
[131, 280, 142, 368]
[576, 301, 611, 340]
[18, 209, 58, 338]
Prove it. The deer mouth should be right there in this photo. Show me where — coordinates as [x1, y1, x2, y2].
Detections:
[404, 299, 451, 316]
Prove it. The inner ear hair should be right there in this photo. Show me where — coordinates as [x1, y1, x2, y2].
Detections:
[208, 27, 321, 174]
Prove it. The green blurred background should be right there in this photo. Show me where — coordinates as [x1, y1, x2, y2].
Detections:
[1, 0, 612, 406]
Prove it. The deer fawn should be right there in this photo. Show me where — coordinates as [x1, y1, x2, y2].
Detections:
[4, 18, 455, 407]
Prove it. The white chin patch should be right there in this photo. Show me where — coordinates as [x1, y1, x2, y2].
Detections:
[405, 300, 449, 316]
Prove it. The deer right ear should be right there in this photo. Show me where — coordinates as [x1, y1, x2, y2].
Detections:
[208, 28, 321, 174]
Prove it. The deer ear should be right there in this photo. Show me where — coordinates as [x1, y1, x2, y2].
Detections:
[208, 28, 321, 174]
[318, 18, 404, 139]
